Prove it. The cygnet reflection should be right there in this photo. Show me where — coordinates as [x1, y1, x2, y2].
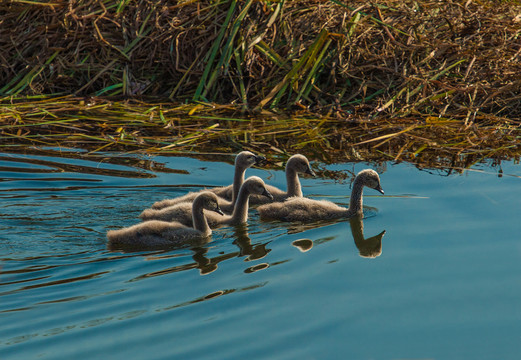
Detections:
[349, 215, 386, 258]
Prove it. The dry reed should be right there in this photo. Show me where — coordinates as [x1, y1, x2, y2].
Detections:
[1, 0, 520, 118]
[1, 1, 520, 170]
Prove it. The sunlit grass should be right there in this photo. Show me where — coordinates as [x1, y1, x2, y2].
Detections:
[1, 1, 519, 118]
[1, 1, 520, 170]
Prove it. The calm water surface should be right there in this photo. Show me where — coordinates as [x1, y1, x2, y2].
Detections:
[1, 149, 520, 359]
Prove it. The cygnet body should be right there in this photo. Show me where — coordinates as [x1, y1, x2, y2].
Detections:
[257, 169, 384, 222]
[250, 154, 315, 205]
[107, 192, 223, 247]
[150, 151, 264, 210]
[141, 176, 273, 227]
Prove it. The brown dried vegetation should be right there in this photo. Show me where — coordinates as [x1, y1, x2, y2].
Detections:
[1, 1, 520, 169]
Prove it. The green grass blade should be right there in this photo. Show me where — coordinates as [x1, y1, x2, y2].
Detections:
[234, 48, 248, 108]
[96, 83, 123, 96]
[202, 0, 254, 100]
[193, 0, 238, 101]
[6, 50, 60, 95]
[254, 40, 287, 69]
[295, 38, 332, 104]
[258, 29, 330, 108]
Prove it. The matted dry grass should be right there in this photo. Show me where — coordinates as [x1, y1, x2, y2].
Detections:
[1, 1, 520, 169]
[1, 0, 520, 118]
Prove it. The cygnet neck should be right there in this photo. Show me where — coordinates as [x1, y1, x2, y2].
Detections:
[231, 185, 252, 223]
[192, 197, 211, 236]
[232, 162, 247, 203]
[285, 166, 302, 197]
[347, 176, 366, 216]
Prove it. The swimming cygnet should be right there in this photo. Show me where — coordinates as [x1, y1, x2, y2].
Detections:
[150, 151, 265, 210]
[250, 154, 316, 205]
[257, 169, 384, 222]
[140, 176, 273, 227]
[107, 192, 223, 248]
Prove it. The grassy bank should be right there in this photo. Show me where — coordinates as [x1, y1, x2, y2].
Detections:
[1, 1, 520, 168]
[1, 0, 520, 117]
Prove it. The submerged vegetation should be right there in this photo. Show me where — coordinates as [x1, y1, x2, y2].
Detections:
[1, 0, 520, 168]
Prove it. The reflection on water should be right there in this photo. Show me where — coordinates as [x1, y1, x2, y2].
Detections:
[119, 224, 272, 276]
[233, 224, 271, 262]
[1, 149, 521, 360]
[349, 215, 386, 258]
[285, 216, 386, 258]
[291, 239, 313, 252]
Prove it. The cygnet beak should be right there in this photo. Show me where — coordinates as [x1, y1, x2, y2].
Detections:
[214, 206, 225, 216]
[375, 185, 384, 195]
[262, 188, 274, 200]
[254, 155, 266, 165]
[305, 167, 316, 177]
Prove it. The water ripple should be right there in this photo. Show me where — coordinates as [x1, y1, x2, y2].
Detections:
[1, 150, 519, 360]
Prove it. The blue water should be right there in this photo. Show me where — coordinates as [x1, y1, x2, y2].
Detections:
[1, 150, 520, 359]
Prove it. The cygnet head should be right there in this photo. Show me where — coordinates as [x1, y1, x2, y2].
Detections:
[195, 192, 225, 215]
[286, 154, 316, 177]
[236, 151, 265, 169]
[243, 176, 273, 200]
[357, 169, 384, 194]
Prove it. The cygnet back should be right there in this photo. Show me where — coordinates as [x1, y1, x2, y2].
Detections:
[107, 192, 223, 247]
[150, 151, 264, 209]
[257, 169, 383, 222]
